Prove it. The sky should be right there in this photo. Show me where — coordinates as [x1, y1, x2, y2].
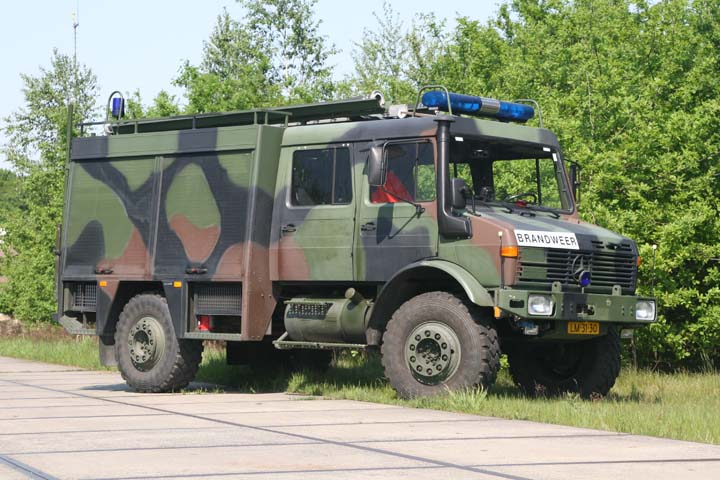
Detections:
[0, 0, 499, 170]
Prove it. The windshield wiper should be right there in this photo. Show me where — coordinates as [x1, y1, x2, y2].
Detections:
[471, 199, 513, 214]
[519, 204, 561, 219]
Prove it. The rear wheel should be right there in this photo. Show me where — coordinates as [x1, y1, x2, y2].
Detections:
[507, 328, 621, 398]
[381, 292, 500, 398]
[115, 294, 203, 392]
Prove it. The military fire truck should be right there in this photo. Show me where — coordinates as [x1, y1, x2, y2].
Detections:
[56, 88, 656, 398]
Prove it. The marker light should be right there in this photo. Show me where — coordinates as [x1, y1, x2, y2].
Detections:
[422, 91, 535, 122]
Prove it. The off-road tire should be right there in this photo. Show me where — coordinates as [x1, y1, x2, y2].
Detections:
[115, 294, 203, 392]
[381, 291, 500, 398]
[507, 328, 621, 399]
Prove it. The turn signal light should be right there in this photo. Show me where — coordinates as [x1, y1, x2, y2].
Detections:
[501, 246, 519, 258]
[637, 256, 642, 267]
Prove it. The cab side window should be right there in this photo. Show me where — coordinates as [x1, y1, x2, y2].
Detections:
[291, 147, 352, 206]
[370, 141, 435, 203]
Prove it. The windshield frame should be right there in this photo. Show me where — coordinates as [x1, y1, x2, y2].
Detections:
[449, 136, 576, 216]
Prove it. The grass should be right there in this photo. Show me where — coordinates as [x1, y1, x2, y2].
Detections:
[1, 327, 718, 445]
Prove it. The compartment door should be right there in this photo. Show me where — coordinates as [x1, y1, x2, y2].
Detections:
[272, 144, 355, 281]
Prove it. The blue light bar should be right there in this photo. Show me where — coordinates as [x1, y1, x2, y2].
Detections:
[422, 91, 534, 123]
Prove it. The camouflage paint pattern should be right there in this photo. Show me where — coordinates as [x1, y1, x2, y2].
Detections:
[58, 107, 652, 343]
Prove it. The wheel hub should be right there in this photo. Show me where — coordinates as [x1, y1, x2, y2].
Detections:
[404, 322, 461, 385]
[128, 316, 165, 371]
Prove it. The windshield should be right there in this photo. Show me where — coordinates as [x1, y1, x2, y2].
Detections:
[450, 138, 573, 212]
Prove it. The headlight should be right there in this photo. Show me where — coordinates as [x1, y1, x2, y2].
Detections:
[528, 295, 554, 316]
[635, 300, 656, 321]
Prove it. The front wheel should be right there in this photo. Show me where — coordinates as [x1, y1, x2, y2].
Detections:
[115, 293, 203, 392]
[381, 292, 500, 398]
[507, 328, 621, 398]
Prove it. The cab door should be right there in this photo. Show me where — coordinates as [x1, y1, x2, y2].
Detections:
[272, 144, 355, 281]
[353, 139, 439, 282]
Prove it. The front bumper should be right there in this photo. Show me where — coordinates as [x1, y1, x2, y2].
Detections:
[496, 288, 656, 325]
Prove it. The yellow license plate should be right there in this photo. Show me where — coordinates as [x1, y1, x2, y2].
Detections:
[568, 321, 600, 335]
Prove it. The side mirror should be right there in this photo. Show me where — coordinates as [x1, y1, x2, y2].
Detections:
[451, 178, 468, 210]
[568, 160, 581, 204]
[367, 144, 386, 187]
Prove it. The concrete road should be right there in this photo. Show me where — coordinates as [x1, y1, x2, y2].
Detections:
[0, 356, 719, 480]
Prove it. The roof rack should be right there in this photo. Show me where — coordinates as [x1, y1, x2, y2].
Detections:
[78, 93, 387, 135]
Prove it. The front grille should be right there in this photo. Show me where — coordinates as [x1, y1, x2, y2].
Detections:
[69, 282, 97, 311]
[194, 283, 242, 315]
[517, 245, 637, 292]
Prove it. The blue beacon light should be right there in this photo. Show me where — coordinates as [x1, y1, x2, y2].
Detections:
[111, 97, 125, 119]
[421, 91, 534, 123]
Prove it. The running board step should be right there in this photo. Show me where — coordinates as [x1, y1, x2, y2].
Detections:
[272, 332, 367, 351]
[58, 315, 95, 335]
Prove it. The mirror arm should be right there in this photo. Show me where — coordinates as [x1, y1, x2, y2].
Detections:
[379, 186, 425, 216]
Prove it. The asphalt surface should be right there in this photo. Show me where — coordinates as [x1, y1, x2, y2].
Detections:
[1, 356, 719, 480]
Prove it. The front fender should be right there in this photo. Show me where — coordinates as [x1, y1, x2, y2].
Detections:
[380, 259, 494, 307]
[365, 259, 494, 345]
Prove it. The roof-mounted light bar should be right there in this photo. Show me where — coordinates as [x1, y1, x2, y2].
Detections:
[421, 90, 535, 123]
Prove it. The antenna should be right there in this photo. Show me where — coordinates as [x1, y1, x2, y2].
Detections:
[72, 2, 79, 96]
[72, 0, 80, 69]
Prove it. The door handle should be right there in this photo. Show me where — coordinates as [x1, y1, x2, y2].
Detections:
[360, 222, 376, 232]
[281, 224, 297, 234]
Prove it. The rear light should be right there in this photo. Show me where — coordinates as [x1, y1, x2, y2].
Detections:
[197, 315, 212, 331]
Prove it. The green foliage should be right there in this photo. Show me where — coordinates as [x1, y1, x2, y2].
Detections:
[0, 169, 21, 225]
[420, 0, 720, 369]
[0, 49, 98, 321]
[2, 0, 717, 372]
[351, 1, 449, 104]
[124, 89, 181, 119]
[176, 0, 336, 112]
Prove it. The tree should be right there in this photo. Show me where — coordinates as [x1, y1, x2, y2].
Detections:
[176, 8, 277, 113]
[124, 90, 181, 119]
[176, 0, 336, 112]
[0, 169, 21, 225]
[0, 49, 98, 321]
[351, 1, 449, 104]
[353, 0, 720, 369]
[429, 0, 720, 369]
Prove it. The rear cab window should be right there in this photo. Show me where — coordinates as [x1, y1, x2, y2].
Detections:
[291, 147, 352, 206]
